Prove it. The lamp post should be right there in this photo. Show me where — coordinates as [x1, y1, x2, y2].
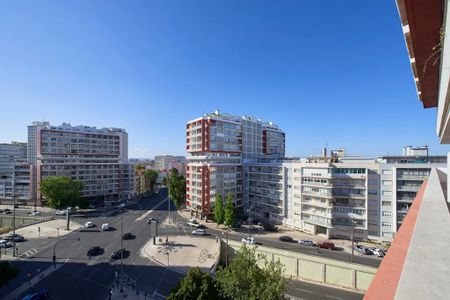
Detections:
[345, 213, 357, 264]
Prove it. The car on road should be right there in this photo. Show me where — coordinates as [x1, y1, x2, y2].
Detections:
[187, 221, 202, 228]
[55, 210, 67, 216]
[317, 241, 335, 250]
[27, 211, 41, 216]
[192, 229, 206, 236]
[110, 249, 129, 260]
[3, 209, 12, 214]
[147, 218, 159, 224]
[22, 287, 49, 300]
[101, 223, 110, 231]
[370, 248, 386, 257]
[242, 237, 256, 244]
[0, 239, 13, 248]
[354, 245, 366, 254]
[84, 221, 94, 228]
[299, 239, 315, 247]
[5, 233, 25, 242]
[122, 233, 134, 240]
[279, 236, 294, 243]
[87, 246, 101, 256]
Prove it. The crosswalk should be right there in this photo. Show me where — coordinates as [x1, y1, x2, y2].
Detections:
[19, 247, 39, 258]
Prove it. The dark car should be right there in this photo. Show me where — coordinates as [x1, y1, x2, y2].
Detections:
[110, 249, 129, 260]
[317, 241, 335, 250]
[22, 287, 48, 300]
[5, 234, 24, 242]
[279, 236, 294, 243]
[122, 233, 134, 240]
[4, 209, 12, 215]
[87, 246, 101, 256]
[147, 218, 159, 224]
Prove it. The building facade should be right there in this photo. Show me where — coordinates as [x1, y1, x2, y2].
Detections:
[154, 155, 186, 175]
[0, 142, 31, 204]
[185, 111, 285, 215]
[27, 121, 134, 204]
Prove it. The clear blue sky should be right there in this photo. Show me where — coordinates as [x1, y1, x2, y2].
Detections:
[1, 1, 449, 158]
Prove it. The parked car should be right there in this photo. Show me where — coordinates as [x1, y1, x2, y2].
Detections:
[299, 239, 315, 247]
[55, 210, 67, 216]
[5, 234, 24, 242]
[122, 233, 134, 240]
[147, 218, 159, 224]
[317, 241, 335, 250]
[22, 287, 49, 300]
[371, 248, 386, 257]
[0, 239, 13, 248]
[242, 237, 256, 244]
[279, 236, 294, 243]
[3, 209, 11, 215]
[110, 249, 129, 260]
[101, 223, 110, 231]
[87, 246, 101, 256]
[192, 229, 206, 236]
[84, 221, 94, 228]
[354, 245, 366, 254]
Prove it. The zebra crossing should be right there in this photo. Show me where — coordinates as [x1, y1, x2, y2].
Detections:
[19, 247, 39, 258]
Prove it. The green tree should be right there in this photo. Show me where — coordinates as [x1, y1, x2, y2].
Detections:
[39, 176, 84, 209]
[167, 267, 224, 300]
[167, 168, 186, 209]
[216, 245, 287, 300]
[0, 261, 19, 287]
[224, 192, 236, 228]
[143, 169, 159, 191]
[214, 193, 224, 227]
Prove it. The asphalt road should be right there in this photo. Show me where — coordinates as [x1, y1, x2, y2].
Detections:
[1, 188, 372, 299]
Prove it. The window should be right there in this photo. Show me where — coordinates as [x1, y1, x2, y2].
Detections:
[382, 211, 392, 217]
[382, 201, 392, 207]
[382, 170, 393, 175]
[368, 190, 378, 195]
[382, 222, 392, 227]
[382, 191, 392, 196]
[382, 180, 392, 186]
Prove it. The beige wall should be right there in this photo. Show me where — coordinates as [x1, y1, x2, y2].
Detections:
[221, 239, 376, 292]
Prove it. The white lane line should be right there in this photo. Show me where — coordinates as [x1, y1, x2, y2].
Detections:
[325, 296, 345, 300]
[295, 288, 313, 294]
[285, 295, 307, 300]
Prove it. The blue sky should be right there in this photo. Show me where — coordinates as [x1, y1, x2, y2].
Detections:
[1, 1, 448, 158]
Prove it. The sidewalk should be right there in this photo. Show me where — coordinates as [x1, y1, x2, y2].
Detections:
[141, 235, 220, 275]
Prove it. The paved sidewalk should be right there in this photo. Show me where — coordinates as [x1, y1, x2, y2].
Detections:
[141, 235, 220, 275]
[10, 218, 81, 239]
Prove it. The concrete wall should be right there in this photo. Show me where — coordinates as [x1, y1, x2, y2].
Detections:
[221, 239, 377, 292]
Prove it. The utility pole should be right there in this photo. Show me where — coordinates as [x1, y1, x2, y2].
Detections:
[12, 172, 16, 257]
[351, 217, 355, 264]
[120, 213, 124, 293]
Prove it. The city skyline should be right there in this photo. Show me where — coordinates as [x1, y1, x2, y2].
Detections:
[2, 1, 450, 158]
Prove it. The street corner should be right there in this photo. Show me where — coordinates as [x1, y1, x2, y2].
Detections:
[141, 235, 220, 274]
[15, 219, 82, 239]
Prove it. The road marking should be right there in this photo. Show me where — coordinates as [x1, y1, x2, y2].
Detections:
[295, 288, 313, 294]
[325, 296, 345, 300]
[135, 197, 168, 222]
[285, 294, 307, 300]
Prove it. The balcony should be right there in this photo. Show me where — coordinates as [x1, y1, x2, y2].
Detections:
[364, 168, 450, 299]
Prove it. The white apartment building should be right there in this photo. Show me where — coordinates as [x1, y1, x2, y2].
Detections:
[0, 142, 31, 204]
[186, 111, 285, 215]
[246, 146, 446, 242]
[28, 121, 134, 205]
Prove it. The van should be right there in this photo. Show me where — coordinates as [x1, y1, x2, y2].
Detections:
[101, 223, 110, 231]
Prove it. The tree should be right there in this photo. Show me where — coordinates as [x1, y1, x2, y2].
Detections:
[216, 245, 287, 300]
[39, 176, 84, 209]
[224, 192, 236, 228]
[167, 168, 186, 209]
[0, 261, 19, 287]
[135, 164, 145, 172]
[143, 169, 158, 191]
[214, 193, 224, 227]
[167, 267, 224, 300]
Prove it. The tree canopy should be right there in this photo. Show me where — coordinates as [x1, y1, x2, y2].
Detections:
[39, 176, 84, 209]
[214, 193, 224, 227]
[224, 192, 236, 228]
[167, 267, 224, 300]
[143, 169, 158, 191]
[167, 168, 186, 209]
[216, 245, 287, 300]
[0, 261, 19, 287]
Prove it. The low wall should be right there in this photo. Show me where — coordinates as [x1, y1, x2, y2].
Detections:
[221, 239, 377, 292]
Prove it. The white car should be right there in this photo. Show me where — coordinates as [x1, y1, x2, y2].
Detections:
[56, 210, 67, 216]
[0, 239, 13, 248]
[187, 221, 201, 228]
[192, 229, 206, 236]
[242, 237, 255, 244]
[101, 223, 110, 231]
[299, 239, 315, 246]
[84, 221, 94, 228]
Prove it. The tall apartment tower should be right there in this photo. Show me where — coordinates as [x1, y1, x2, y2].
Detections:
[27, 121, 134, 205]
[0, 142, 31, 204]
[185, 111, 285, 215]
